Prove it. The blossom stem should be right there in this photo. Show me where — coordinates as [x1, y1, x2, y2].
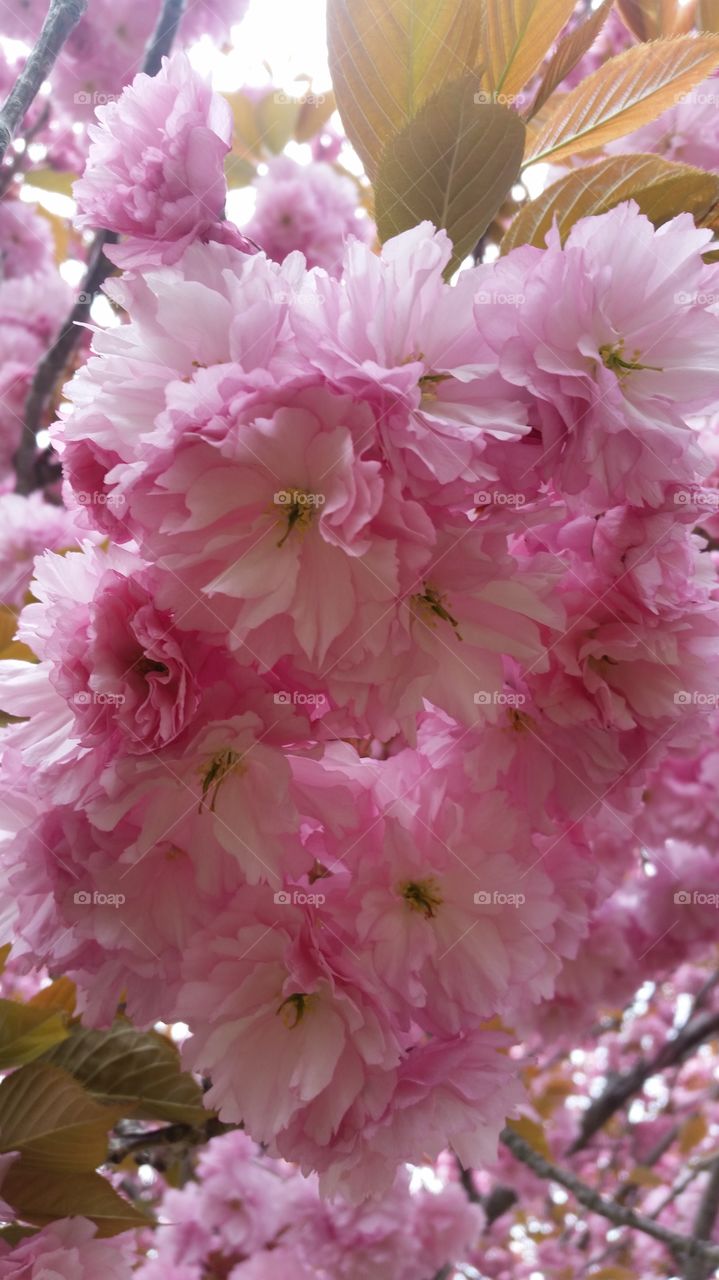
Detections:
[0, 0, 86, 167]
[14, 0, 187, 495]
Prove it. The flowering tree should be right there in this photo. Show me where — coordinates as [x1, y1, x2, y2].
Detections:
[1, 0, 719, 1275]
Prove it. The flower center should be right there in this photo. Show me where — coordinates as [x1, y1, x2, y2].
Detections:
[412, 584, 462, 637]
[277, 992, 314, 1028]
[400, 876, 443, 919]
[419, 372, 450, 403]
[199, 748, 246, 813]
[599, 340, 662, 379]
[275, 488, 320, 548]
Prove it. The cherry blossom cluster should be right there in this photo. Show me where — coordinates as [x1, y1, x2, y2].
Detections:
[2, 51, 719, 1201]
[134, 1129, 481, 1279]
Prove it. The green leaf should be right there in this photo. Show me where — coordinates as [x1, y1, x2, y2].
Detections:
[2, 1161, 149, 1236]
[482, 0, 578, 99]
[26, 168, 76, 199]
[527, 0, 616, 118]
[225, 89, 264, 161]
[525, 34, 719, 165]
[43, 1023, 207, 1125]
[507, 1114, 551, 1158]
[294, 90, 337, 142]
[0, 999, 70, 1069]
[327, 0, 482, 179]
[375, 75, 526, 276]
[254, 92, 301, 154]
[502, 153, 719, 252]
[698, 0, 719, 30]
[0, 1225, 37, 1246]
[0, 1063, 122, 1172]
[28, 977, 76, 1017]
[617, 0, 694, 39]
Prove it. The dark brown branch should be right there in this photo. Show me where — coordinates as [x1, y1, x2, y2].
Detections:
[684, 1159, 719, 1280]
[0, 0, 86, 166]
[15, 230, 118, 494]
[567, 1009, 719, 1155]
[144, 0, 187, 77]
[108, 1115, 235, 1166]
[500, 1126, 719, 1267]
[14, 0, 187, 494]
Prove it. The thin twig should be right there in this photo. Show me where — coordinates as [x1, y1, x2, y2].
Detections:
[0, 0, 86, 166]
[567, 1009, 719, 1155]
[500, 1126, 719, 1267]
[14, 0, 187, 494]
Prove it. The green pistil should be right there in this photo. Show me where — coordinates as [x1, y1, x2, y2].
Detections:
[277, 992, 312, 1029]
[413, 585, 462, 637]
[276, 490, 317, 548]
[400, 877, 443, 919]
[599, 341, 662, 379]
[419, 372, 451, 402]
[199, 748, 244, 813]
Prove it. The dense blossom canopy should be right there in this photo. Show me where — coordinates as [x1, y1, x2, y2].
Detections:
[0, 1, 719, 1275]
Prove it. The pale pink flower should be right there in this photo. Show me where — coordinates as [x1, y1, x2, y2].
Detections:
[0, 1217, 135, 1278]
[245, 155, 373, 275]
[74, 52, 252, 268]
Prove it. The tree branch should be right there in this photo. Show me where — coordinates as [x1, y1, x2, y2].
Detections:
[0, 0, 86, 166]
[14, 0, 187, 494]
[567, 1008, 719, 1155]
[143, 0, 187, 77]
[107, 1115, 235, 1166]
[684, 1158, 719, 1280]
[500, 1126, 719, 1267]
